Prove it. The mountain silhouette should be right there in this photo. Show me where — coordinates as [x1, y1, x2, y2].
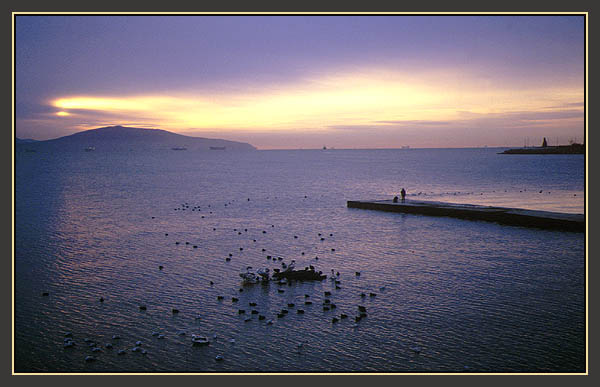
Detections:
[15, 126, 256, 151]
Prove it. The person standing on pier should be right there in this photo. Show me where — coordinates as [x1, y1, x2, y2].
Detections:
[400, 188, 406, 201]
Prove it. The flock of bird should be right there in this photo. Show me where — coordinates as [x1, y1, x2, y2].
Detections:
[48, 196, 412, 367]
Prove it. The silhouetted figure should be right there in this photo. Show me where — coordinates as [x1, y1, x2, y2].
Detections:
[400, 188, 406, 201]
[542, 137, 548, 147]
[393, 196, 399, 203]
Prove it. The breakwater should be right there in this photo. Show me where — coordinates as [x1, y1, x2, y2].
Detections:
[347, 199, 584, 232]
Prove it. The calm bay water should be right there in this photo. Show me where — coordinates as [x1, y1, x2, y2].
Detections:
[14, 148, 585, 373]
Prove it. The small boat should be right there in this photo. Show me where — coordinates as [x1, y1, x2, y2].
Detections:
[191, 335, 210, 346]
[210, 146, 226, 150]
[172, 147, 187, 151]
[84, 146, 95, 151]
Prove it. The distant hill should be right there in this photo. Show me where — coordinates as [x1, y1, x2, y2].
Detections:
[15, 126, 256, 151]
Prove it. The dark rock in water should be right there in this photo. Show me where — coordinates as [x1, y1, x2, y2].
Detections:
[355, 272, 360, 276]
[251, 310, 259, 314]
[186, 242, 189, 245]
[358, 306, 367, 312]
[217, 296, 224, 300]
[278, 289, 285, 293]
[159, 265, 164, 270]
[287, 303, 295, 308]
[232, 297, 239, 302]
[324, 299, 331, 304]
[172, 308, 179, 314]
[360, 312, 367, 318]
[165, 233, 168, 236]
[281, 309, 288, 314]
[277, 313, 285, 318]
[340, 314, 348, 319]
[323, 306, 330, 311]
[210, 281, 214, 285]
[249, 302, 257, 306]
[225, 257, 231, 261]
[305, 301, 312, 305]
[360, 293, 366, 298]
[239, 288, 244, 292]
[304, 294, 310, 298]
[258, 315, 266, 320]
[330, 303, 337, 309]
[297, 309, 305, 314]
[272, 269, 326, 281]
[175, 242, 180, 245]
[332, 317, 339, 323]
[139, 305, 147, 310]
[262, 231, 266, 234]
[238, 309, 245, 314]
[41, 292, 49, 296]
[355, 316, 362, 322]
[99, 297, 104, 302]
[335, 286, 341, 290]
[324, 291, 331, 296]
[331, 248, 335, 252]
[369, 293, 377, 297]
[193, 245, 198, 248]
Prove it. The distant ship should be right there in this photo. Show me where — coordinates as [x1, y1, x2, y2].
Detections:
[84, 146, 95, 151]
[401, 145, 410, 149]
[209, 146, 226, 150]
[323, 146, 327, 150]
[172, 147, 187, 151]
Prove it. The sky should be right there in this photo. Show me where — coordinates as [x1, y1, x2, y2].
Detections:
[15, 15, 585, 149]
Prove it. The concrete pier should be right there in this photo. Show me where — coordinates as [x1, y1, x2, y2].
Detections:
[347, 199, 585, 232]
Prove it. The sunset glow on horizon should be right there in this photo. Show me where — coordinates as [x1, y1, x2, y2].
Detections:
[16, 15, 585, 149]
